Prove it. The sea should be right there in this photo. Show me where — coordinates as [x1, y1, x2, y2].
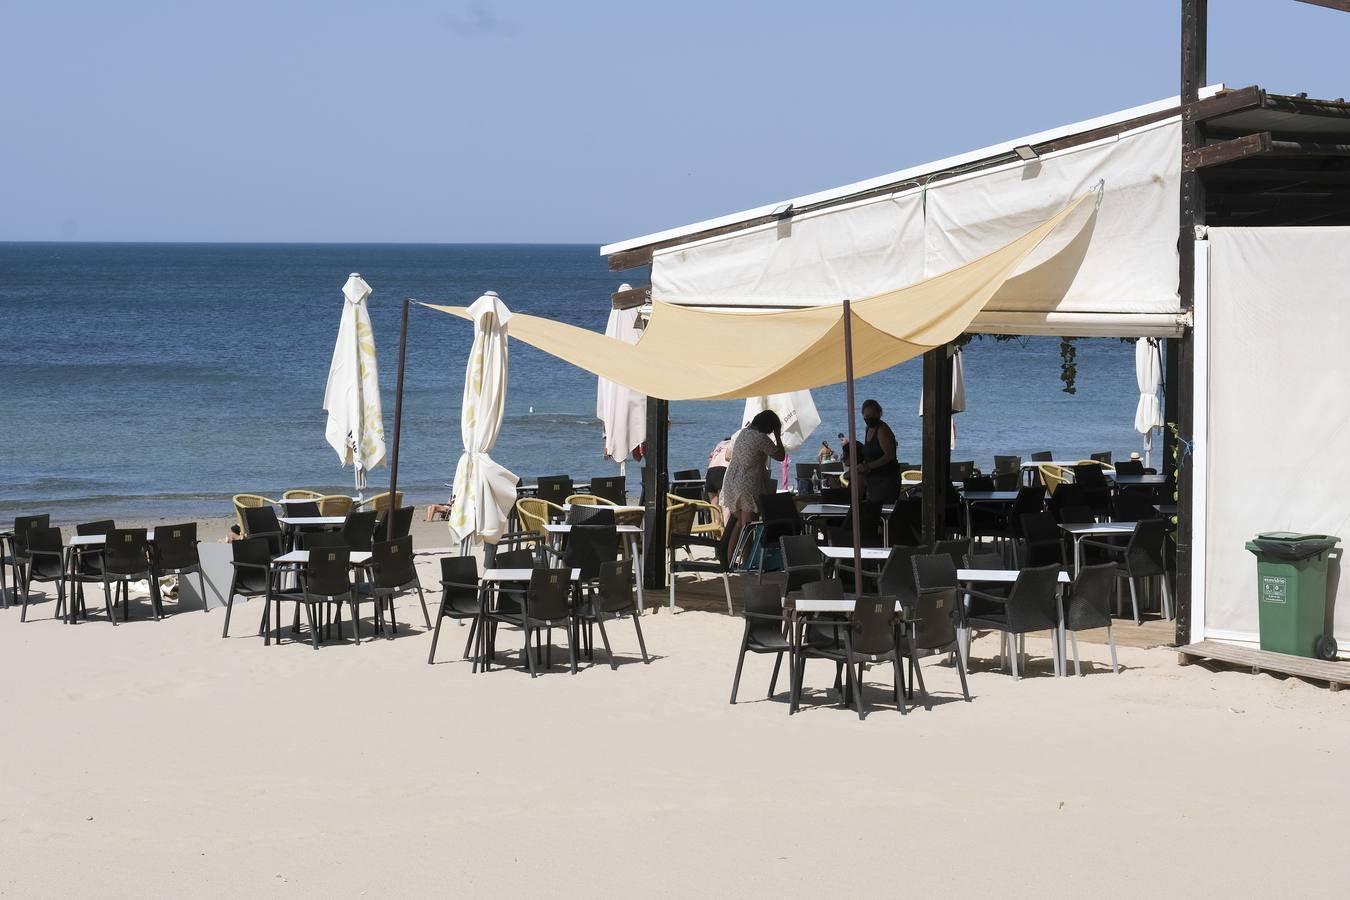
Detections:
[0, 242, 1145, 523]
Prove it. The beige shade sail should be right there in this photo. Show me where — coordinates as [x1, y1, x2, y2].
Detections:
[421, 193, 1090, 401]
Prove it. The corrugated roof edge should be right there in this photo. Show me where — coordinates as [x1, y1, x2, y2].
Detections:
[599, 84, 1226, 257]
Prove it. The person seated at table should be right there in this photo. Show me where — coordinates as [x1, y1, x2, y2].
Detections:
[721, 411, 786, 563]
[859, 399, 901, 504]
[424, 494, 454, 523]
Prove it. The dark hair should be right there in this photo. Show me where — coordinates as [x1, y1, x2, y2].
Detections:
[861, 399, 883, 416]
[749, 410, 781, 434]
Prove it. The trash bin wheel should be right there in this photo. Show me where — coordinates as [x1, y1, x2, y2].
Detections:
[1315, 634, 1338, 662]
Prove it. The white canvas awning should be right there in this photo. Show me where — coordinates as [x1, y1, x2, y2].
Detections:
[604, 91, 1224, 339]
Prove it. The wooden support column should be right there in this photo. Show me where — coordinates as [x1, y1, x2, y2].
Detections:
[921, 347, 953, 546]
[642, 398, 670, 590]
[1175, 0, 1207, 647]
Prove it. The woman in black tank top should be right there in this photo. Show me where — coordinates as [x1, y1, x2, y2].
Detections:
[859, 399, 901, 504]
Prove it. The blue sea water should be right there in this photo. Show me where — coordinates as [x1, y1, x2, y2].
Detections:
[0, 242, 1144, 522]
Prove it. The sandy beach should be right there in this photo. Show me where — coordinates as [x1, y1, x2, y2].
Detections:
[3, 516, 1349, 897]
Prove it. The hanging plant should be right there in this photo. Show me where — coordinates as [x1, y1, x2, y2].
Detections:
[1058, 338, 1078, 394]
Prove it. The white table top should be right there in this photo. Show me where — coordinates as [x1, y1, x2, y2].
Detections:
[517, 483, 591, 493]
[545, 523, 643, 535]
[957, 567, 1071, 584]
[960, 491, 1020, 502]
[272, 550, 372, 565]
[818, 546, 892, 560]
[670, 478, 704, 485]
[278, 516, 347, 527]
[786, 597, 904, 614]
[1112, 474, 1168, 485]
[1059, 522, 1138, 536]
[482, 568, 581, 582]
[561, 503, 644, 515]
[277, 496, 330, 505]
[69, 529, 158, 547]
[799, 503, 896, 517]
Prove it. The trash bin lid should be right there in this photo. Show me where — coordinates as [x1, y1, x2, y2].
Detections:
[1247, 532, 1340, 560]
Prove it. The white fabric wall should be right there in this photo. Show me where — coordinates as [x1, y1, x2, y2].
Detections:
[652, 119, 1182, 336]
[1203, 227, 1350, 645]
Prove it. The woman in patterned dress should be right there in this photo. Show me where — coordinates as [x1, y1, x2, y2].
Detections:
[720, 410, 786, 563]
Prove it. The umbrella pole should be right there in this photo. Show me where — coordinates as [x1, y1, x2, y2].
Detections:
[841, 298, 864, 598]
[386, 297, 411, 542]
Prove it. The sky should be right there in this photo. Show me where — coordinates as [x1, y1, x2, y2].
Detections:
[2, 0, 1347, 244]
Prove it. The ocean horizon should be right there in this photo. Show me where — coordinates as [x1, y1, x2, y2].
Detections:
[1, 241, 1146, 523]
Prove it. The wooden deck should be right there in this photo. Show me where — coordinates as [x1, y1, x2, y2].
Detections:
[661, 571, 1178, 650]
[1178, 640, 1350, 691]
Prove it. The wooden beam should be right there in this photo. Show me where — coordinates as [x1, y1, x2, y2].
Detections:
[1296, 0, 1350, 13]
[608, 246, 653, 271]
[611, 285, 649, 309]
[1184, 132, 1272, 169]
[642, 399, 669, 591]
[920, 348, 952, 547]
[1174, 0, 1207, 650]
[1187, 84, 1264, 121]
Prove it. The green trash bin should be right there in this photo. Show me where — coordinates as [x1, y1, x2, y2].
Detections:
[1244, 532, 1339, 659]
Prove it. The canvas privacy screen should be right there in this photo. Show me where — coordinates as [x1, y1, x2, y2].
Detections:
[1203, 226, 1350, 646]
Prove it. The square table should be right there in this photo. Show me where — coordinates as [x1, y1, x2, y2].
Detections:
[1111, 474, 1168, 487]
[543, 523, 646, 612]
[474, 567, 583, 672]
[958, 490, 1019, 540]
[1059, 522, 1137, 573]
[958, 567, 1072, 676]
[799, 502, 897, 545]
[277, 516, 347, 528]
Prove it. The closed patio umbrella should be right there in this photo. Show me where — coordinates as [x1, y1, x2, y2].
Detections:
[1134, 337, 1164, 467]
[323, 273, 386, 500]
[448, 292, 519, 546]
[596, 284, 647, 473]
[744, 390, 822, 485]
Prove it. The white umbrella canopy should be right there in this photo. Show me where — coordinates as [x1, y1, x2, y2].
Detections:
[743, 390, 821, 454]
[448, 292, 519, 546]
[1134, 337, 1165, 466]
[596, 284, 647, 469]
[323, 273, 387, 499]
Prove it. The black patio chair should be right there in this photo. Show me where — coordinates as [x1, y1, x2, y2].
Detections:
[876, 546, 923, 610]
[373, 505, 415, 541]
[535, 475, 574, 510]
[1112, 491, 1158, 523]
[780, 534, 823, 598]
[518, 568, 577, 677]
[1113, 459, 1145, 477]
[821, 487, 852, 505]
[242, 505, 285, 557]
[887, 496, 923, 547]
[476, 548, 536, 668]
[102, 528, 160, 624]
[838, 595, 907, 719]
[1081, 518, 1171, 624]
[359, 536, 430, 636]
[1073, 465, 1113, 518]
[224, 537, 274, 638]
[795, 463, 820, 495]
[965, 563, 1062, 679]
[7, 514, 50, 607]
[588, 475, 627, 505]
[672, 468, 704, 501]
[950, 461, 976, 481]
[730, 583, 792, 703]
[271, 546, 350, 649]
[1018, 512, 1064, 567]
[909, 586, 972, 704]
[428, 555, 481, 664]
[575, 560, 648, 670]
[932, 539, 969, 569]
[1047, 483, 1086, 521]
[1030, 451, 1054, 462]
[340, 510, 378, 552]
[154, 523, 206, 614]
[750, 491, 802, 578]
[991, 470, 1021, 492]
[565, 504, 615, 526]
[993, 455, 1022, 476]
[1090, 451, 1113, 465]
[68, 519, 115, 616]
[1064, 562, 1120, 675]
[20, 525, 67, 623]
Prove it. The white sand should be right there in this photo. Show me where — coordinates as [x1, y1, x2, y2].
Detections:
[3, 522, 1349, 896]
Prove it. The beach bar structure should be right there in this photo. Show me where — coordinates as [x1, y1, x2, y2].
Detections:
[600, 56, 1350, 652]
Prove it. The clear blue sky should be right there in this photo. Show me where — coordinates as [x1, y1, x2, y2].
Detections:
[2, 1, 1346, 244]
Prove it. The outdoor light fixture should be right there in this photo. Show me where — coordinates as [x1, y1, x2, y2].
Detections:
[1013, 144, 1039, 161]
[771, 202, 794, 219]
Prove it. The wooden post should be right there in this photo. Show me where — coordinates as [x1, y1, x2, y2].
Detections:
[842, 299, 864, 598]
[921, 346, 953, 546]
[642, 398, 669, 590]
[386, 297, 411, 542]
[1175, 0, 1208, 647]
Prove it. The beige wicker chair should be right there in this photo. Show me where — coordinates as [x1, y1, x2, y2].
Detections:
[666, 494, 722, 539]
[1038, 463, 1071, 495]
[282, 489, 323, 500]
[317, 495, 355, 517]
[360, 491, 404, 516]
[516, 497, 563, 548]
[565, 493, 615, 507]
[232, 493, 276, 533]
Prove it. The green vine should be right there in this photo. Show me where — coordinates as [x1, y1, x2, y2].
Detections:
[1058, 338, 1078, 395]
